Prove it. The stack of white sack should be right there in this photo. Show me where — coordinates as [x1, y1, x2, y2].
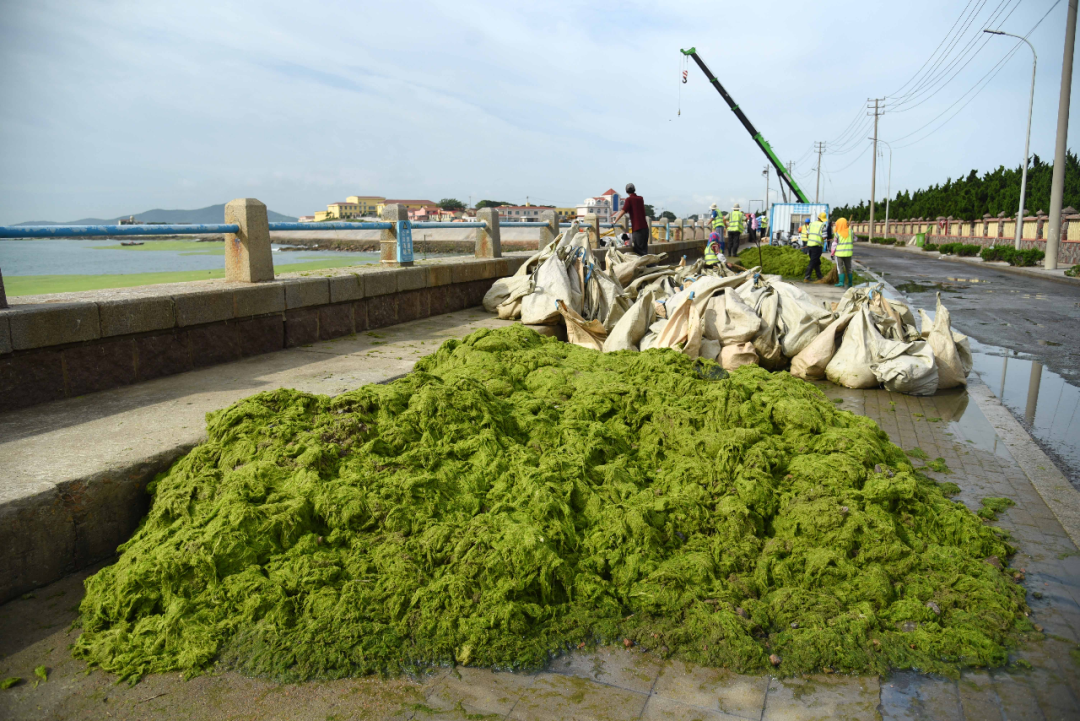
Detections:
[484, 243, 973, 396]
[823, 288, 971, 395]
[484, 229, 738, 333]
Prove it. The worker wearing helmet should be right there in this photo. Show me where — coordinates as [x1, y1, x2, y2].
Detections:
[727, 203, 745, 257]
[802, 211, 829, 282]
[710, 204, 726, 236]
[831, 217, 854, 288]
[704, 230, 724, 268]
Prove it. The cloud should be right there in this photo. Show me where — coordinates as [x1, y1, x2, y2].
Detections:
[0, 0, 1074, 223]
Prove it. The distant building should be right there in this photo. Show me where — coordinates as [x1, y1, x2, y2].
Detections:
[553, 208, 577, 222]
[118, 215, 138, 225]
[382, 199, 439, 214]
[298, 215, 315, 223]
[576, 189, 621, 223]
[326, 201, 361, 219]
[346, 196, 385, 216]
[497, 205, 548, 223]
[407, 205, 441, 221]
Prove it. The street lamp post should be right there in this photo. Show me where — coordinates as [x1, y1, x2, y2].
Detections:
[985, 28, 1037, 250]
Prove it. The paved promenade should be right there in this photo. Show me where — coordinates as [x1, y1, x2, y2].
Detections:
[2, 278, 1079, 720]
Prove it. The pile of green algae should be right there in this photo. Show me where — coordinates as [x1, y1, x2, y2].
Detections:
[73, 325, 1028, 682]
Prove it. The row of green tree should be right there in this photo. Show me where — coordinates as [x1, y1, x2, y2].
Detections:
[830, 151, 1080, 222]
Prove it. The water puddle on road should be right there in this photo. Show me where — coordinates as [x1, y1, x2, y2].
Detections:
[894, 280, 968, 294]
[964, 337, 1080, 483]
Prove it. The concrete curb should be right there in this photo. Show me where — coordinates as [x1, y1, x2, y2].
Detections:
[864, 241, 1080, 288]
[965, 382, 1080, 549]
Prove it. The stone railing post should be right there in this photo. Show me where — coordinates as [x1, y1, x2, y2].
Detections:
[674, 219, 684, 241]
[660, 218, 670, 242]
[1036, 211, 1047, 240]
[224, 198, 274, 282]
[582, 214, 599, 247]
[0, 269, 6, 309]
[540, 210, 558, 246]
[379, 203, 413, 267]
[475, 208, 502, 258]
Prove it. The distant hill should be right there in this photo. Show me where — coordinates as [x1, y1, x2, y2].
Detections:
[17, 204, 297, 226]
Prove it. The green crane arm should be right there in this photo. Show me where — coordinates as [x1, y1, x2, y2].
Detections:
[680, 47, 810, 204]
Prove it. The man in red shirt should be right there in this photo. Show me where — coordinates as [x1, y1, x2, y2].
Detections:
[611, 183, 649, 256]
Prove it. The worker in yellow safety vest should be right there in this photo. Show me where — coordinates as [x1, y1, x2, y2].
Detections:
[798, 222, 809, 246]
[710, 205, 726, 235]
[802, 212, 829, 281]
[704, 230, 724, 268]
[831, 217, 854, 288]
[760, 213, 770, 244]
[726, 203, 745, 256]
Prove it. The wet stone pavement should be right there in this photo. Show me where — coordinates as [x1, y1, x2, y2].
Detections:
[2, 378, 1080, 720]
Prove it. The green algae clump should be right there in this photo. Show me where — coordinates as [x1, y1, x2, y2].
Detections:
[73, 326, 1027, 682]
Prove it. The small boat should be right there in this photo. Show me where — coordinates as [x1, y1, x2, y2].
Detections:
[120, 241, 145, 246]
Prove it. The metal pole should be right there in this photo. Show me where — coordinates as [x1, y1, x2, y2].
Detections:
[764, 166, 770, 243]
[878, 139, 893, 239]
[814, 141, 825, 203]
[869, 99, 881, 239]
[1046, 0, 1078, 269]
[985, 30, 1038, 251]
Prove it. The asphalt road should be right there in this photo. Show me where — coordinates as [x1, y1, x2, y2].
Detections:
[855, 243, 1080, 485]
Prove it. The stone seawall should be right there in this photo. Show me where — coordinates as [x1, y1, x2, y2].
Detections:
[0, 238, 706, 416]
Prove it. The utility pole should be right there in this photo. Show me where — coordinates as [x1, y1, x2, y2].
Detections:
[763, 166, 770, 213]
[868, 99, 884, 238]
[1047, 0, 1078, 270]
[813, 141, 826, 203]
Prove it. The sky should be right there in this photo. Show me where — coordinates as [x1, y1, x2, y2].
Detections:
[0, 0, 1076, 223]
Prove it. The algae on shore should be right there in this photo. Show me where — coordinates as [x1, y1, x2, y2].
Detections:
[73, 325, 1027, 682]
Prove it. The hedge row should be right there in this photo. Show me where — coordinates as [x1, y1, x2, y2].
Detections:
[979, 245, 1046, 267]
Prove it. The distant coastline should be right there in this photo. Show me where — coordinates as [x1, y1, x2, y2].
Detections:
[14, 203, 296, 226]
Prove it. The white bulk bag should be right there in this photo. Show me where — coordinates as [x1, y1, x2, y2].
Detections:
[699, 338, 722, 361]
[655, 294, 693, 349]
[826, 308, 882, 389]
[520, 253, 574, 325]
[790, 312, 856, 380]
[872, 339, 939, 396]
[556, 300, 607, 351]
[703, 290, 762, 344]
[928, 293, 971, 389]
[721, 342, 759, 371]
[603, 291, 656, 353]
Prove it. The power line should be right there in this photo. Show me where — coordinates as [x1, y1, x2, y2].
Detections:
[886, 0, 982, 99]
[888, 0, 995, 107]
[892, 0, 1060, 148]
[888, 0, 1024, 113]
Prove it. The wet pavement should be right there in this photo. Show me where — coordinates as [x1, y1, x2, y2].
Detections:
[3, 368, 1080, 719]
[856, 245, 1080, 489]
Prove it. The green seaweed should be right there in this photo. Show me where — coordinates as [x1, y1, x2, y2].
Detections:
[978, 497, 1016, 521]
[73, 326, 1027, 682]
[926, 458, 951, 473]
[906, 449, 929, 460]
[1, 677, 20, 690]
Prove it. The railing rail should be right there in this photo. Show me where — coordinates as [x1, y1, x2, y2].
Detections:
[0, 223, 241, 238]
